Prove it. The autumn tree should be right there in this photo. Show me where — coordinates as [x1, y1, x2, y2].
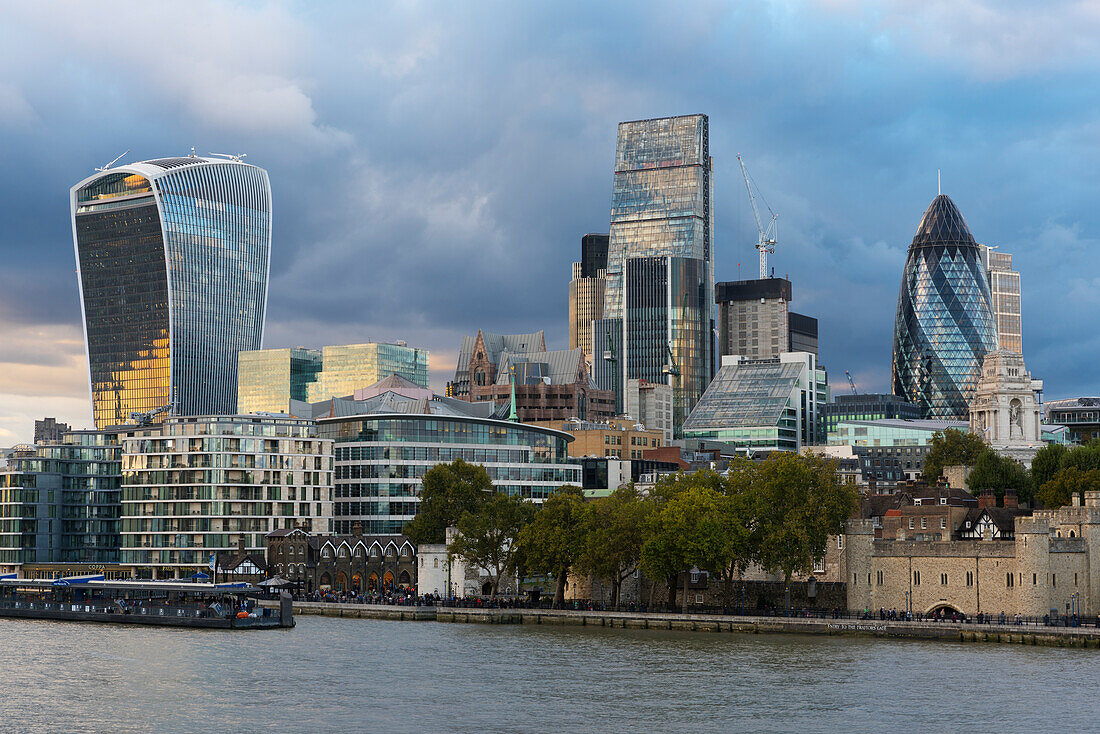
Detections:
[921, 428, 988, 483]
[516, 486, 587, 608]
[448, 492, 535, 599]
[404, 459, 492, 545]
[1037, 467, 1100, 509]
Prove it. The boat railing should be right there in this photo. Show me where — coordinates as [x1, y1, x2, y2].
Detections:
[0, 598, 283, 623]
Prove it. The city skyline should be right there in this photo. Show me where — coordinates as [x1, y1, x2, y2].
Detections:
[3, 2, 1100, 442]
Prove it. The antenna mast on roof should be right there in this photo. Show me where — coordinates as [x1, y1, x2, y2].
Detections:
[738, 155, 778, 279]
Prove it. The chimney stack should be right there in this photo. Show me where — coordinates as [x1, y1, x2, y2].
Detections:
[978, 488, 996, 509]
[1003, 488, 1018, 509]
[352, 521, 364, 537]
[237, 536, 246, 555]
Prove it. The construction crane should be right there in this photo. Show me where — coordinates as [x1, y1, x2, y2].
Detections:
[845, 370, 859, 395]
[662, 341, 681, 378]
[737, 155, 778, 279]
[95, 149, 130, 172]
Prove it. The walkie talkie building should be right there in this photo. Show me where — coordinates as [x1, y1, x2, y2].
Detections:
[71, 155, 271, 428]
[892, 194, 997, 420]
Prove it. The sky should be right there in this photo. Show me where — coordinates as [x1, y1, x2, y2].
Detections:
[1, 0, 1099, 444]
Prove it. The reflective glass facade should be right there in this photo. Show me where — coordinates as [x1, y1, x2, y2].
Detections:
[0, 430, 122, 567]
[312, 343, 429, 399]
[892, 195, 997, 420]
[72, 157, 272, 428]
[605, 115, 715, 426]
[319, 416, 581, 535]
[238, 347, 323, 414]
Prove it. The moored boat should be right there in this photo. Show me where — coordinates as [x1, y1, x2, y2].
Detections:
[0, 574, 293, 629]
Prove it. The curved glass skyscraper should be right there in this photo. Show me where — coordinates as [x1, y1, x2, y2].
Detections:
[71, 156, 271, 428]
[892, 194, 997, 420]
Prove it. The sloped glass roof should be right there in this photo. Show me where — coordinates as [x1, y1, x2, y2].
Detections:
[683, 361, 802, 429]
[910, 194, 977, 250]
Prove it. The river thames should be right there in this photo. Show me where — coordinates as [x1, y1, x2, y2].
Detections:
[0, 615, 1095, 732]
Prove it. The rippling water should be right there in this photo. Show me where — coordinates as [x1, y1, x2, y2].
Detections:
[0, 615, 1094, 733]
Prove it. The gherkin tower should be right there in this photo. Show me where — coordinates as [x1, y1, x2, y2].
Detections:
[892, 194, 998, 420]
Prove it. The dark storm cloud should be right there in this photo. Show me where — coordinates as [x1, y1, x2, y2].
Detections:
[1, 0, 1099, 442]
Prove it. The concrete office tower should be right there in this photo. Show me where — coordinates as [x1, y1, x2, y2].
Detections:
[71, 155, 272, 428]
[604, 115, 715, 431]
[893, 194, 997, 420]
[625, 378, 674, 443]
[569, 261, 606, 363]
[983, 248, 1022, 354]
[716, 278, 818, 360]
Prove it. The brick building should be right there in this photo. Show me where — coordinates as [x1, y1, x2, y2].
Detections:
[266, 526, 417, 595]
[451, 329, 614, 422]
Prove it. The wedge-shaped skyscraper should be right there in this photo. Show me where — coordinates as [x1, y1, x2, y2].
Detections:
[893, 194, 997, 420]
[71, 156, 271, 428]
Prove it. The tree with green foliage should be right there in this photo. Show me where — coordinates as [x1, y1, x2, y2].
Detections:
[579, 485, 651, 609]
[1031, 443, 1067, 489]
[1060, 440, 1100, 474]
[516, 486, 586, 608]
[403, 459, 492, 545]
[640, 486, 702, 613]
[921, 428, 988, 483]
[448, 492, 536, 599]
[966, 449, 1034, 505]
[754, 452, 859, 612]
[1037, 467, 1100, 509]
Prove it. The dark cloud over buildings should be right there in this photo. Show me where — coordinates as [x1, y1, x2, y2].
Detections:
[1, 0, 1098, 441]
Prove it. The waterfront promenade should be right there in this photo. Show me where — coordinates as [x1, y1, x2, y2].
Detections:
[271, 600, 1100, 647]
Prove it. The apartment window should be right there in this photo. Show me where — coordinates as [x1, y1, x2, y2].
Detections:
[941, 518, 947, 530]
[908, 518, 914, 530]
[940, 573, 948, 585]
[921, 517, 927, 530]
[690, 570, 699, 583]
[813, 557, 825, 574]
[837, 536, 844, 550]
[695, 594, 703, 605]
[940, 497, 947, 505]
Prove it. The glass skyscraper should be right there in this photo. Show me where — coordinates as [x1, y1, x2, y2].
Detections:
[238, 342, 430, 414]
[71, 155, 272, 428]
[893, 194, 998, 420]
[604, 115, 715, 430]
